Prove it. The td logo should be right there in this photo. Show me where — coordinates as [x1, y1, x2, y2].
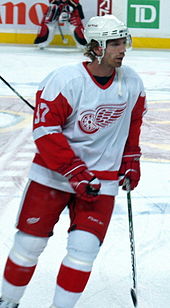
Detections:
[127, 0, 160, 28]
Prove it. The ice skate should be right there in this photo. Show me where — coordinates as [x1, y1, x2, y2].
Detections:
[0, 298, 19, 308]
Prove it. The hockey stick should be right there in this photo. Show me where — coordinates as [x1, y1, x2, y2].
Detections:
[0, 75, 35, 110]
[56, 3, 70, 45]
[125, 178, 138, 307]
[46, 3, 68, 45]
[57, 19, 68, 44]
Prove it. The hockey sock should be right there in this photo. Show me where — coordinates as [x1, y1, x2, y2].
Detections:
[52, 265, 91, 308]
[1, 231, 48, 303]
[52, 230, 100, 308]
[4, 257, 36, 286]
[57, 264, 91, 292]
[1, 258, 36, 303]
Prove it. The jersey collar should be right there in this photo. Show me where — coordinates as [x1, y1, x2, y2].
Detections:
[82, 61, 115, 89]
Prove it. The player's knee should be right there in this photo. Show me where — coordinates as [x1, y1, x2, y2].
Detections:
[9, 231, 49, 266]
[64, 230, 100, 271]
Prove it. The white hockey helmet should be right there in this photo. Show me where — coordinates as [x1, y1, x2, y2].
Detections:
[84, 14, 131, 49]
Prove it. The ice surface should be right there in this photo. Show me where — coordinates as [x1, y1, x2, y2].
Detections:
[0, 45, 170, 308]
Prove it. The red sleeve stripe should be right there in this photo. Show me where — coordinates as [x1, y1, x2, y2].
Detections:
[32, 90, 75, 169]
[34, 133, 76, 169]
[123, 95, 146, 151]
[34, 91, 73, 129]
[91, 170, 118, 180]
[33, 125, 62, 141]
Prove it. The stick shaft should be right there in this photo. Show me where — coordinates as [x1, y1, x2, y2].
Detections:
[127, 189, 137, 289]
[125, 178, 138, 306]
[0, 76, 34, 110]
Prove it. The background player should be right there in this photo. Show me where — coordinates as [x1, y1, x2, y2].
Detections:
[34, 0, 87, 48]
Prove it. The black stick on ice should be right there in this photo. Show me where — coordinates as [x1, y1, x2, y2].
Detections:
[125, 178, 138, 307]
[0, 75, 35, 110]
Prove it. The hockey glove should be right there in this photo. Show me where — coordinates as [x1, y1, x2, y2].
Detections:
[69, 9, 87, 45]
[69, 0, 79, 7]
[119, 151, 141, 190]
[57, 157, 101, 202]
[69, 7, 81, 26]
[74, 25, 87, 46]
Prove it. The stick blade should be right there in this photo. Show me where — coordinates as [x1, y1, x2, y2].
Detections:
[131, 288, 138, 307]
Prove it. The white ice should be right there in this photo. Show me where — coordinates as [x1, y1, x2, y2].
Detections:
[0, 45, 170, 308]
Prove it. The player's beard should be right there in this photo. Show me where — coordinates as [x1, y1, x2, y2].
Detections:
[106, 57, 124, 68]
[114, 57, 124, 67]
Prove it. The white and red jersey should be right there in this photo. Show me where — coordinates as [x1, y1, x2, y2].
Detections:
[29, 62, 146, 195]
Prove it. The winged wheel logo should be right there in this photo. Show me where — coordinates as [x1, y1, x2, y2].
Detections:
[78, 103, 126, 134]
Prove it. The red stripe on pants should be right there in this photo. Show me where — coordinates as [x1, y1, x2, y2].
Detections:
[57, 264, 91, 293]
[4, 258, 36, 286]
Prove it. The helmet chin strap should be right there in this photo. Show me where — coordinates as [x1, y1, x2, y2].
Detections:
[96, 40, 123, 97]
[96, 41, 106, 64]
[96, 51, 104, 64]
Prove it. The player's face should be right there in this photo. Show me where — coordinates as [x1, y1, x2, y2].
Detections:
[102, 38, 127, 68]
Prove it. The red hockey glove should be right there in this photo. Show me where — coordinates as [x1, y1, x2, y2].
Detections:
[119, 152, 141, 190]
[69, 8, 81, 26]
[69, 9, 87, 45]
[57, 157, 101, 202]
[74, 25, 87, 45]
[69, 0, 79, 7]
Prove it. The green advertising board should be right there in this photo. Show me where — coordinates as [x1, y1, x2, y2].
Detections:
[127, 0, 160, 28]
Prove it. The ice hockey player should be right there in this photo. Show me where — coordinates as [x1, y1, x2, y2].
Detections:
[0, 14, 146, 308]
[34, 0, 87, 48]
